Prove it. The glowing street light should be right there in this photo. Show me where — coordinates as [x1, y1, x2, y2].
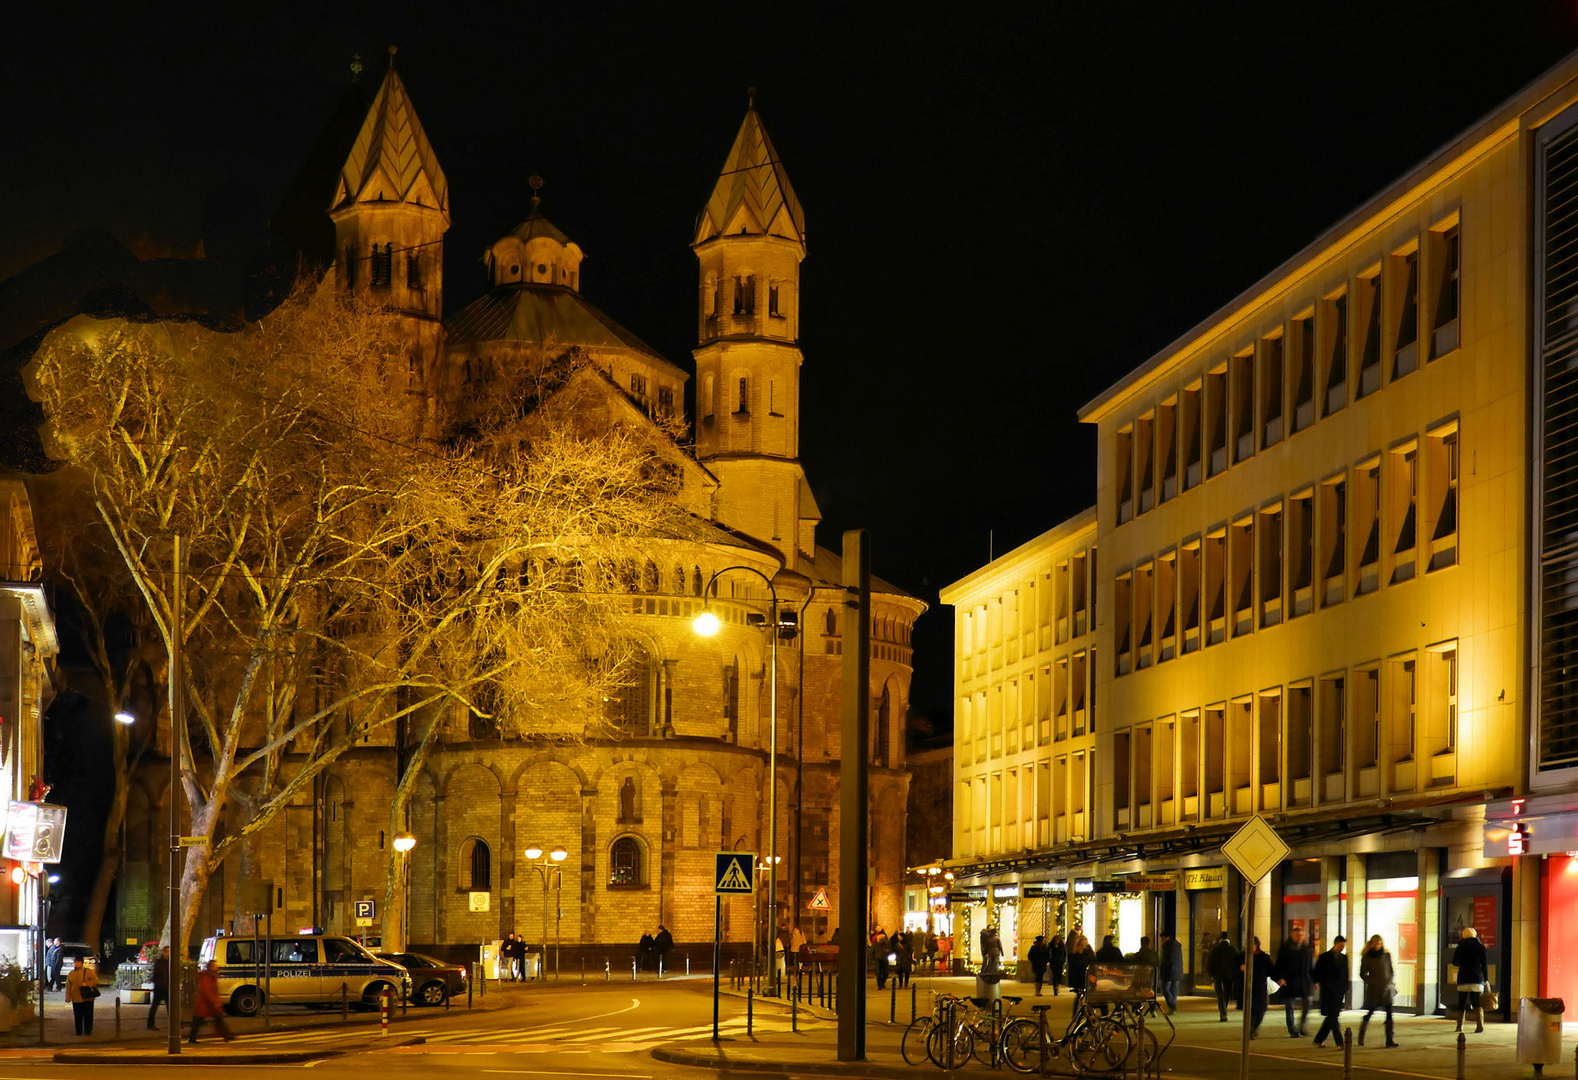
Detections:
[692, 610, 722, 637]
[393, 833, 417, 854]
[114, 711, 135, 725]
[392, 833, 417, 951]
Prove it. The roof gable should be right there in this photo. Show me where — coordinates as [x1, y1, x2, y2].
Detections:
[332, 65, 449, 221]
[695, 106, 804, 247]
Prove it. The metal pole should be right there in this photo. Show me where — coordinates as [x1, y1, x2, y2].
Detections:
[712, 894, 722, 1041]
[166, 532, 185, 1056]
[1343, 1027, 1353, 1079]
[837, 530, 870, 1061]
[1456, 1031, 1466, 1080]
[1239, 880, 1253, 1080]
[540, 868, 548, 983]
[767, 581, 778, 999]
[889, 975, 896, 1023]
[747, 987, 754, 1036]
[36, 879, 44, 1049]
[554, 870, 561, 982]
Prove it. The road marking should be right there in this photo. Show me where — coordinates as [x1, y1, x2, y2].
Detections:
[1179, 1041, 1463, 1080]
[480, 1072, 651, 1078]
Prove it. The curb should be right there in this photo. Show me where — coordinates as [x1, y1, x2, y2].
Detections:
[716, 988, 835, 1023]
[649, 1045, 915, 1079]
[51, 1034, 426, 1065]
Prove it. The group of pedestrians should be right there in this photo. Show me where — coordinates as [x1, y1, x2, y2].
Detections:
[871, 927, 916, 989]
[635, 925, 673, 972]
[499, 933, 532, 981]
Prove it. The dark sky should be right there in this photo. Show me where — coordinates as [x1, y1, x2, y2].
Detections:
[6, 1, 1578, 739]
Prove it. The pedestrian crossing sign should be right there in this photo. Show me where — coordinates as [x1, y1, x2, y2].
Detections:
[808, 886, 830, 910]
[715, 851, 755, 894]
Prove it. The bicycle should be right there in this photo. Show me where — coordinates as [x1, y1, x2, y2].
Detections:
[901, 991, 947, 1066]
[923, 993, 1021, 1068]
[1000, 991, 1129, 1074]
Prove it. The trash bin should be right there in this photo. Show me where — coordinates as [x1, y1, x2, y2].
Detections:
[1516, 997, 1565, 1066]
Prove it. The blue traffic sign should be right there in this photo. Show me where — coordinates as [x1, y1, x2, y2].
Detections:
[715, 851, 755, 894]
[353, 899, 376, 919]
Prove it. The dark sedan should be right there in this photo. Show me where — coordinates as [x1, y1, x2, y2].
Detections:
[376, 952, 468, 1006]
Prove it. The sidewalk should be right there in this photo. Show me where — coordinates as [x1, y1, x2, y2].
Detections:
[655, 976, 1578, 1080]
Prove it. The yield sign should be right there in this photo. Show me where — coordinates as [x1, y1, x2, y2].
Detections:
[1221, 815, 1290, 885]
[808, 886, 830, 910]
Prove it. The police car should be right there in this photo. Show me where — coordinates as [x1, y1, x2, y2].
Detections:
[199, 931, 412, 1016]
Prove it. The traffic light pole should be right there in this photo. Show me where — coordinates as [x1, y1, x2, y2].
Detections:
[167, 534, 185, 1056]
[837, 530, 870, 1062]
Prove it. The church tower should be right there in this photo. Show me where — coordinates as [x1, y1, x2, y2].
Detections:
[692, 94, 816, 568]
[330, 49, 449, 382]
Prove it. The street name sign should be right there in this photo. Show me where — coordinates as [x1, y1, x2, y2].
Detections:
[1221, 815, 1290, 885]
[715, 851, 755, 894]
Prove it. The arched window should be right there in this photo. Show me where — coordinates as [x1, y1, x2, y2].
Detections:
[610, 835, 643, 886]
[612, 646, 651, 734]
[673, 564, 685, 596]
[461, 838, 491, 891]
[692, 567, 704, 597]
[826, 608, 837, 636]
[874, 684, 892, 768]
[642, 560, 658, 593]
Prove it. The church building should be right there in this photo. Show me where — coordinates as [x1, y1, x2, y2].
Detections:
[117, 59, 925, 961]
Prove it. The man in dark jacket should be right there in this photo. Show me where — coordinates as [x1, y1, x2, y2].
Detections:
[1027, 935, 1049, 996]
[637, 931, 654, 974]
[1242, 938, 1273, 1038]
[1046, 934, 1067, 995]
[1158, 932, 1183, 1012]
[653, 926, 674, 973]
[1274, 925, 1313, 1037]
[147, 946, 170, 1029]
[1207, 933, 1239, 1021]
[1311, 936, 1348, 1049]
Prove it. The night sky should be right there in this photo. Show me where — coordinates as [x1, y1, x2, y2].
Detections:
[6, 1, 1578, 744]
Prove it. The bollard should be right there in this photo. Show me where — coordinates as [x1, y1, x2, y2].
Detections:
[687, 955, 691, 976]
[911, 983, 917, 1024]
[445, 980, 451, 1010]
[791, 988, 798, 1033]
[1456, 1032, 1466, 1080]
[342, 982, 349, 1022]
[114, 998, 120, 1038]
[1135, 1003, 1145, 1080]
[890, 976, 897, 1024]
[659, 957, 664, 979]
[1343, 1027, 1353, 1079]
[747, 988, 753, 1036]
[632, 957, 637, 981]
[605, 958, 610, 983]
[581, 957, 585, 985]
[467, 972, 473, 1009]
[380, 989, 390, 1037]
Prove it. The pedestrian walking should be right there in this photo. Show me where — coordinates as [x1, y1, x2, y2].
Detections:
[1358, 934, 1399, 1048]
[653, 925, 673, 973]
[65, 958, 100, 1036]
[48, 940, 65, 992]
[1242, 937, 1272, 1038]
[1452, 927, 1489, 1034]
[147, 945, 170, 1029]
[1274, 925, 1313, 1037]
[976, 927, 1004, 1003]
[1208, 932, 1238, 1020]
[1158, 932, 1182, 1012]
[1047, 933, 1066, 995]
[774, 925, 788, 986]
[925, 930, 939, 972]
[873, 928, 890, 989]
[1066, 933, 1093, 1001]
[189, 960, 234, 1043]
[790, 924, 807, 974]
[895, 932, 914, 988]
[1027, 934, 1049, 995]
[637, 931, 654, 974]
[1128, 935, 1159, 967]
[1095, 934, 1124, 963]
[1311, 936, 1348, 1049]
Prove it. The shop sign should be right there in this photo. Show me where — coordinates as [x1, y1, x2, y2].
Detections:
[1128, 874, 1177, 891]
[1073, 880, 1124, 894]
[948, 887, 988, 903]
[1473, 897, 1497, 949]
[992, 885, 1020, 900]
[1182, 867, 1227, 890]
[1021, 881, 1068, 897]
[1482, 810, 1578, 858]
[3, 802, 67, 864]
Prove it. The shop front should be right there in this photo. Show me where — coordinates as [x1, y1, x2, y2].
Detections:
[1484, 795, 1569, 1016]
[1282, 859, 1324, 948]
[1183, 867, 1228, 992]
[1439, 867, 1507, 1016]
[1363, 851, 1420, 1010]
[948, 885, 988, 969]
[992, 884, 1022, 964]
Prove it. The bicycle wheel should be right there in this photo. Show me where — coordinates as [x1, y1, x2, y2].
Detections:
[999, 1017, 1046, 1073]
[926, 1021, 974, 1069]
[1123, 1026, 1160, 1070]
[1071, 1016, 1129, 1074]
[901, 1017, 935, 1066]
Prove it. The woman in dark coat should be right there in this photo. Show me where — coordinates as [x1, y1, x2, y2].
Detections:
[1241, 938, 1273, 1038]
[1027, 935, 1049, 996]
[1047, 933, 1067, 996]
[1066, 933, 1093, 999]
[1358, 934, 1399, 1048]
[1452, 927, 1489, 1034]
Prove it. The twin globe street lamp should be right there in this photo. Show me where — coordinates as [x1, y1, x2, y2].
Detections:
[692, 564, 809, 998]
[523, 845, 568, 980]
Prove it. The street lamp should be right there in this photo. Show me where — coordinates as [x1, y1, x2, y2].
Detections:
[692, 565, 808, 998]
[114, 711, 135, 725]
[393, 834, 416, 953]
[522, 846, 568, 981]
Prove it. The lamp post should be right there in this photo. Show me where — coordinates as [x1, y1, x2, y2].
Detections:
[522, 846, 567, 981]
[393, 833, 416, 953]
[693, 565, 808, 998]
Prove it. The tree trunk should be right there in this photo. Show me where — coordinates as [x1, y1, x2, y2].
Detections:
[79, 731, 132, 952]
[383, 707, 444, 952]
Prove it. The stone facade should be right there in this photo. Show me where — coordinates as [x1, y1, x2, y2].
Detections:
[117, 68, 924, 955]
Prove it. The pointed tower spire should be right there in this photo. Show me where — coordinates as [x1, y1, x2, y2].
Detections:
[693, 95, 803, 247]
[330, 56, 449, 222]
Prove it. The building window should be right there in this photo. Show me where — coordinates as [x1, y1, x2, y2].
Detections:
[692, 567, 704, 596]
[631, 373, 647, 398]
[610, 836, 643, 886]
[1389, 444, 1418, 585]
[1288, 491, 1313, 618]
[1181, 383, 1203, 490]
[1355, 459, 1381, 595]
[1324, 293, 1348, 416]
[407, 252, 423, 290]
[1257, 691, 1281, 812]
[1134, 561, 1154, 669]
[1112, 731, 1131, 826]
[769, 283, 781, 316]
[1425, 642, 1459, 772]
[370, 242, 393, 287]
[1229, 698, 1253, 813]
[1393, 249, 1420, 379]
[1179, 540, 1201, 654]
[1114, 573, 1132, 676]
[1158, 400, 1178, 502]
[1427, 424, 1459, 572]
[1320, 476, 1346, 607]
[1291, 315, 1315, 433]
[1203, 705, 1226, 817]
[1116, 427, 1134, 523]
[1232, 350, 1255, 464]
[733, 275, 756, 315]
[461, 838, 491, 892]
[658, 386, 674, 414]
[612, 647, 651, 734]
[1318, 674, 1345, 793]
[1258, 504, 1283, 628]
[1260, 336, 1284, 449]
[1354, 666, 1381, 783]
[1204, 530, 1227, 646]
[345, 246, 357, 290]
[1206, 367, 1229, 477]
[1432, 225, 1460, 357]
[723, 661, 740, 742]
[1389, 657, 1418, 787]
[1230, 517, 1254, 636]
[703, 375, 715, 420]
[1157, 551, 1177, 662]
[736, 377, 749, 415]
[1179, 711, 1200, 807]
[1136, 412, 1155, 514]
[1072, 552, 1089, 637]
[1357, 273, 1382, 398]
[1287, 682, 1313, 805]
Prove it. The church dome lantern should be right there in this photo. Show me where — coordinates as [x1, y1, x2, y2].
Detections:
[486, 175, 585, 290]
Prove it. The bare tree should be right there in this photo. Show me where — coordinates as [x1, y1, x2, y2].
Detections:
[31, 285, 690, 951]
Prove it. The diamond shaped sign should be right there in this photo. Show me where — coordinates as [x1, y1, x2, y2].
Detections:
[1220, 815, 1290, 885]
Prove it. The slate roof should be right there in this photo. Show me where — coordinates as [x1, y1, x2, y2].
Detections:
[695, 106, 804, 245]
[331, 64, 449, 220]
[509, 212, 572, 245]
[444, 283, 676, 369]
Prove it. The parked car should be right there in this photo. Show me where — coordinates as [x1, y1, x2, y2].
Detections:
[199, 932, 411, 1016]
[54, 942, 99, 976]
[376, 952, 468, 1006]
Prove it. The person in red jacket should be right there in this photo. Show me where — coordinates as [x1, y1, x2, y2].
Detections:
[189, 960, 234, 1044]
